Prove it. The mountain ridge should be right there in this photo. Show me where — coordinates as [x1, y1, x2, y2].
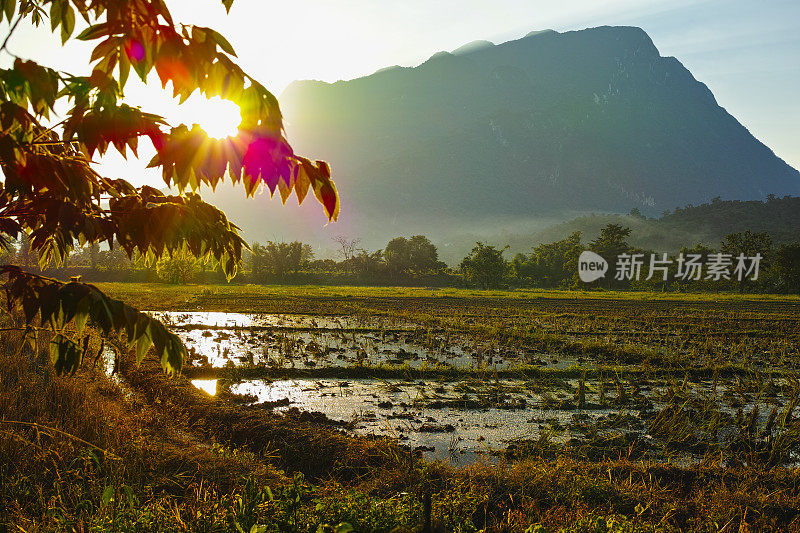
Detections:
[280, 25, 798, 225]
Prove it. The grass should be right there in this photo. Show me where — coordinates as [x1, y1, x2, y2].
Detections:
[3, 284, 800, 531]
[95, 282, 800, 308]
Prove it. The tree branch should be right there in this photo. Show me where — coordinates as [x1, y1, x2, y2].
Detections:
[0, 14, 23, 55]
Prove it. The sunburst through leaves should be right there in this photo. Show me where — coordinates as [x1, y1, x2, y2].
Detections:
[192, 96, 241, 139]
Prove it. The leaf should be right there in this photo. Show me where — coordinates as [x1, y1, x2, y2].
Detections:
[2, 0, 15, 23]
[102, 485, 114, 506]
[118, 51, 131, 90]
[73, 296, 90, 334]
[61, 5, 75, 43]
[49, 0, 63, 32]
[313, 179, 339, 222]
[221, 0, 234, 13]
[49, 334, 83, 376]
[206, 28, 236, 56]
[134, 329, 153, 363]
[90, 37, 118, 63]
[75, 23, 108, 41]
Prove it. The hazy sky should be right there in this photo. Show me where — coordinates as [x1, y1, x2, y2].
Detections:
[3, 0, 799, 179]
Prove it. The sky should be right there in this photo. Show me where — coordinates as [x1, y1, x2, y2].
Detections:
[2, 0, 798, 181]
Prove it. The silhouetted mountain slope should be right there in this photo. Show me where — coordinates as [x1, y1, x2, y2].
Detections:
[280, 26, 799, 223]
[521, 196, 800, 255]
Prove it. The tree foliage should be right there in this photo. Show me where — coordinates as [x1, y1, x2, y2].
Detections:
[773, 243, 800, 295]
[0, 0, 339, 375]
[384, 235, 442, 275]
[251, 240, 309, 281]
[459, 242, 508, 289]
[522, 231, 582, 288]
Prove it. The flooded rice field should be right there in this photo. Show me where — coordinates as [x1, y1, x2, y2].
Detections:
[149, 310, 800, 466]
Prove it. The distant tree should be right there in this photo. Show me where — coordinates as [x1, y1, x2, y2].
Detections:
[251, 241, 304, 280]
[590, 224, 632, 288]
[590, 224, 632, 260]
[407, 235, 442, 272]
[721, 231, 772, 292]
[352, 249, 385, 277]
[333, 235, 360, 275]
[510, 253, 537, 286]
[384, 237, 412, 274]
[16, 233, 36, 270]
[89, 242, 100, 270]
[102, 247, 135, 272]
[385, 235, 442, 276]
[628, 208, 646, 220]
[308, 258, 337, 272]
[300, 244, 315, 267]
[529, 231, 583, 288]
[673, 243, 716, 292]
[772, 243, 800, 294]
[459, 242, 508, 289]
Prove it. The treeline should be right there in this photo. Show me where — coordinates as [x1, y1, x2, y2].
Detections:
[508, 225, 800, 294]
[1, 234, 458, 287]
[242, 227, 800, 293]
[6, 227, 800, 294]
[247, 235, 455, 286]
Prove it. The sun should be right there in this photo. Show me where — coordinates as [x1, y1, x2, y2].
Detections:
[191, 96, 242, 139]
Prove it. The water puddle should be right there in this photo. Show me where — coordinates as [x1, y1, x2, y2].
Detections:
[229, 378, 607, 464]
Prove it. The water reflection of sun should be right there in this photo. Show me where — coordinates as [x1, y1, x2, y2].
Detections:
[192, 379, 218, 396]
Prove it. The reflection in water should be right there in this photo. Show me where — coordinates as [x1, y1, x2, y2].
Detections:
[226, 378, 587, 464]
[192, 379, 218, 396]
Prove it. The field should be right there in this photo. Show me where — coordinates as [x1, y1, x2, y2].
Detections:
[3, 284, 800, 531]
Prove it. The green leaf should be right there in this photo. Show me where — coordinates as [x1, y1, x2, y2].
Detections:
[2, 0, 15, 23]
[118, 52, 130, 90]
[73, 296, 90, 334]
[49, 0, 63, 31]
[61, 6, 75, 43]
[102, 485, 114, 506]
[135, 330, 152, 363]
[75, 23, 108, 41]
[207, 28, 236, 56]
[221, 0, 234, 13]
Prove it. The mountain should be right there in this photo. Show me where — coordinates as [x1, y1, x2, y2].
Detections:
[280, 26, 798, 216]
[208, 26, 799, 259]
